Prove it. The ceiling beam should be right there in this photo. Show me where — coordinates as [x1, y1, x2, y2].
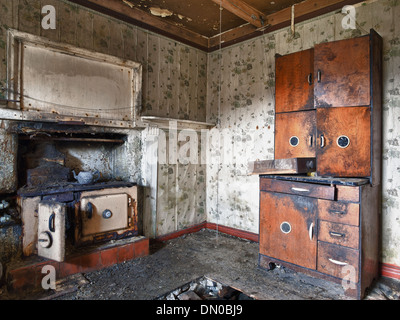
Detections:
[68, 0, 209, 50]
[211, 0, 266, 29]
[208, 0, 364, 51]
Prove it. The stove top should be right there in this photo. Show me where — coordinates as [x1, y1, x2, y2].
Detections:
[18, 181, 136, 197]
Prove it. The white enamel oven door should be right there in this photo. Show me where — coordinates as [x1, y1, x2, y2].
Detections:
[38, 201, 66, 262]
[80, 193, 129, 238]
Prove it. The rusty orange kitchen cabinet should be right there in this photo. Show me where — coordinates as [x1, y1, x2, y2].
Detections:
[274, 30, 382, 184]
[259, 176, 380, 300]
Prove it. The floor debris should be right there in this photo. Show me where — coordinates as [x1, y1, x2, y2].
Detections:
[1, 229, 400, 300]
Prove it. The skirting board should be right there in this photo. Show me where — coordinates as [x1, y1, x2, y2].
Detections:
[381, 263, 400, 281]
[152, 221, 259, 244]
[154, 222, 399, 282]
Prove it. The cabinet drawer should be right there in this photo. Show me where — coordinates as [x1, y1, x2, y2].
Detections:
[260, 178, 335, 200]
[318, 199, 359, 226]
[318, 220, 359, 249]
[317, 241, 359, 282]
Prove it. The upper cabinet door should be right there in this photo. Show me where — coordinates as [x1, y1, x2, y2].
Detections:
[275, 48, 314, 113]
[314, 36, 370, 108]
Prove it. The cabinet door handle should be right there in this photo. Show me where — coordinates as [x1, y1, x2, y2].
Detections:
[291, 187, 310, 193]
[317, 70, 322, 83]
[309, 135, 313, 147]
[320, 135, 325, 148]
[309, 223, 314, 241]
[308, 73, 312, 85]
[328, 258, 348, 266]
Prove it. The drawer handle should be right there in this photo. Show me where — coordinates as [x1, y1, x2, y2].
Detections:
[329, 210, 346, 215]
[329, 231, 345, 238]
[291, 187, 310, 193]
[328, 258, 348, 266]
[309, 223, 314, 241]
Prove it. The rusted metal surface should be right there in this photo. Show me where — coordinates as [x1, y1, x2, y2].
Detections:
[25, 143, 70, 187]
[74, 186, 139, 246]
[27, 164, 70, 188]
[6, 29, 142, 129]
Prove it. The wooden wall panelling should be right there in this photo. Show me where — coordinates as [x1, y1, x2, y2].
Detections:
[168, 40, 180, 119]
[136, 29, 148, 116]
[146, 33, 161, 117]
[17, 0, 41, 36]
[157, 37, 170, 118]
[121, 24, 138, 62]
[178, 46, 190, 120]
[196, 53, 207, 122]
[176, 162, 197, 230]
[75, 4, 94, 52]
[108, 19, 125, 59]
[58, 1, 78, 46]
[188, 48, 199, 121]
[92, 13, 110, 56]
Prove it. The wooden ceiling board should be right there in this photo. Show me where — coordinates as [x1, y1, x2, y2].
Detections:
[119, 0, 244, 37]
[69, 0, 364, 51]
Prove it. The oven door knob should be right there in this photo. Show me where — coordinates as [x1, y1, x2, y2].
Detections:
[102, 209, 112, 219]
[38, 231, 53, 248]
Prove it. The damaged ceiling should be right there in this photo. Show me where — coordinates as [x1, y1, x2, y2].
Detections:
[68, 0, 363, 51]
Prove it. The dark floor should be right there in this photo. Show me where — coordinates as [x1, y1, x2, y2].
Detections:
[3, 229, 400, 300]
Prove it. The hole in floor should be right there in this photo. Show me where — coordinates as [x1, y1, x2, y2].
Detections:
[156, 276, 255, 300]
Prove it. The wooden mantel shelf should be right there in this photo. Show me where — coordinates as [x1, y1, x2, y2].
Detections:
[140, 116, 215, 131]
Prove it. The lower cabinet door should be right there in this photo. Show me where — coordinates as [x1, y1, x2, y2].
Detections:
[260, 191, 317, 270]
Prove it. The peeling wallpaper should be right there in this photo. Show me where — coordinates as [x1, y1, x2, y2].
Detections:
[206, 0, 400, 266]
